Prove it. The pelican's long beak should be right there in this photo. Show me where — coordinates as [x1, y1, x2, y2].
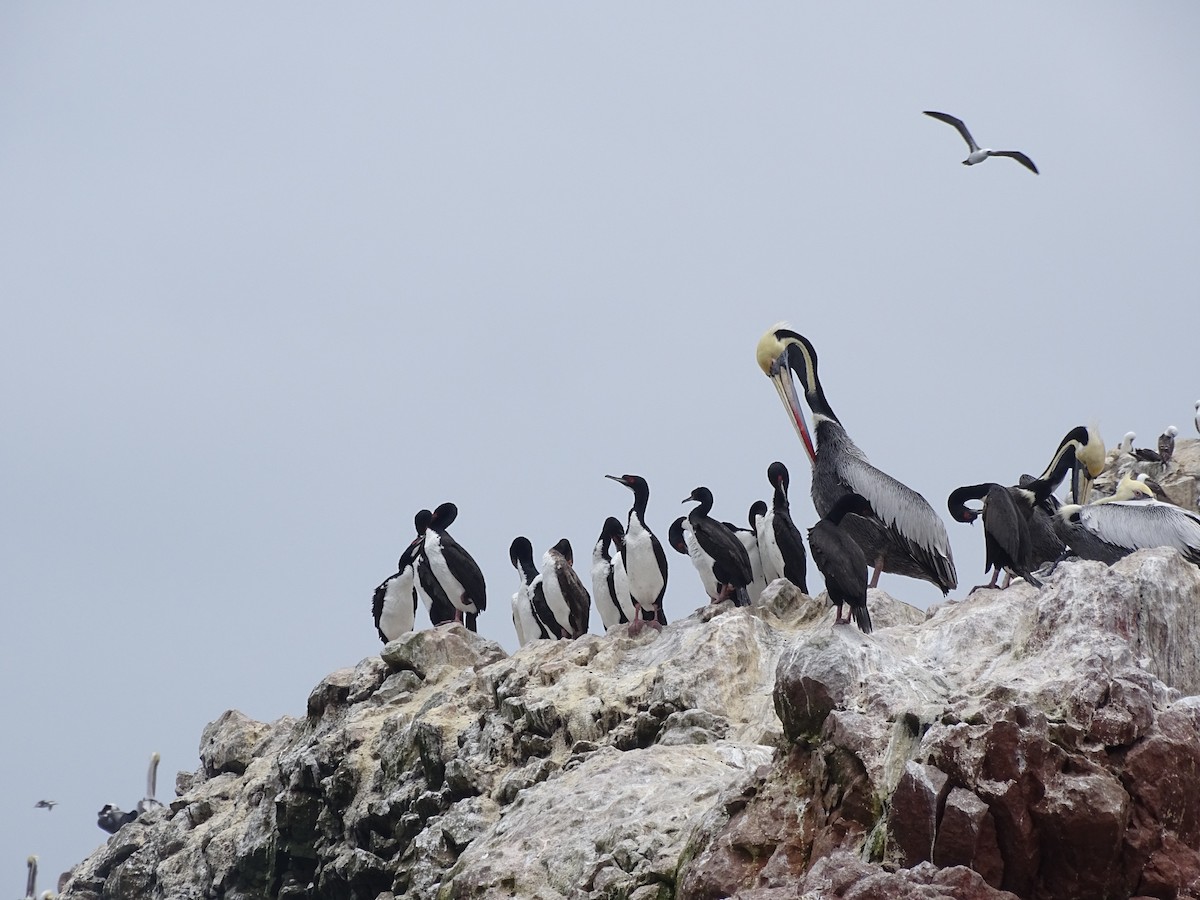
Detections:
[1070, 456, 1096, 505]
[767, 352, 817, 463]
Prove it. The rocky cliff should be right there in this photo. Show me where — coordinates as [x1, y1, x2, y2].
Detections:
[60, 532, 1200, 900]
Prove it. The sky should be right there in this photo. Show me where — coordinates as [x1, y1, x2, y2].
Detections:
[2, 3, 1198, 889]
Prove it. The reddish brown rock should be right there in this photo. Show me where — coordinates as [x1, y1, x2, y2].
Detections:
[888, 761, 950, 866]
[932, 788, 1002, 889]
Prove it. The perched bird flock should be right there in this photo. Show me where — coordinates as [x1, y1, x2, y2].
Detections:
[371, 324, 1200, 647]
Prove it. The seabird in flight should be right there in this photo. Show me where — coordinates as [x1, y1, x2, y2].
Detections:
[923, 110, 1039, 174]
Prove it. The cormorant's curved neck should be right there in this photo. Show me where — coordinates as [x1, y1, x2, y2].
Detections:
[947, 483, 992, 523]
[772, 478, 789, 513]
[688, 492, 714, 519]
[517, 556, 538, 582]
[629, 482, 650, 520]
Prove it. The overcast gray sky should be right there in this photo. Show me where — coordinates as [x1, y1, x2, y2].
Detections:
[3, 3, 1198, 886]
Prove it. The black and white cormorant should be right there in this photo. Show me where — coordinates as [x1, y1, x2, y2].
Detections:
[591, 517, 636, 631]
[372, 536, 421, 642]
[669, 515, 720, 602]
[923, 111, 1039, 174]
[683, 486, 753, 606]
[757, 461, 810, 593]
[410, 508, 461, 628]
[422, 502, 486, 631]
[540, 538, 591, 638]
[757, 326, 957, 594]
[509, 536, 549, 645]
[808, 492, 874, 633]
[606, 474, 670, 633]
[734, 504, 768, 605]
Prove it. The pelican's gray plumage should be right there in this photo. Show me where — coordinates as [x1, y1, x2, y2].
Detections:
[606, 474, 669, 633]
[540, 538, 591, 638]
[757, 326, 957, 594]
[923, 111, 1039, 174]
[684, 486, 753, 605]
[25, 855, 38, 900]
[808, 492, 874, 633]
[591, 517, 636, 630]
[1057, 476, 1200, 566]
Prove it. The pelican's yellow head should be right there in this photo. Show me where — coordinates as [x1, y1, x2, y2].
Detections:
[1102, 475, 1155, 503]
[756, 323, 817, 462]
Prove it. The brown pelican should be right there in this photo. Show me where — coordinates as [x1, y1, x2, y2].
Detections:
[1159, 426, 1178, 467]
[756, 326, 957, 594]
[947, 483, 1042, 590]
[1056, 476, 1200, 566]
[138, 752, 163, 814]
[540, 538, 591, 638]
[808, 492, 874, 633]
[757, 462, 810, 593]
[25, 855, 37, 900]
[591, 517, 636, 630]
[923, 111, 1039, 173]
[423, 502, 486, 629]
[683, 486, 754, 605]
[606, 474, 669, 633]
[1022, 424, 1106, 505]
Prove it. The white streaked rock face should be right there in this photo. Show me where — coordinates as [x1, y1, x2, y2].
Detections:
[62, 580, 848, 900]
[57, 547, 1200, 899]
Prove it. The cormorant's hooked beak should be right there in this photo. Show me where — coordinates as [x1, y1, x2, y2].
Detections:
[758, 334, 816, 463]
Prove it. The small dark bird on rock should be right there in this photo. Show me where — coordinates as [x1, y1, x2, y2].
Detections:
[808, 492, 874, 633]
